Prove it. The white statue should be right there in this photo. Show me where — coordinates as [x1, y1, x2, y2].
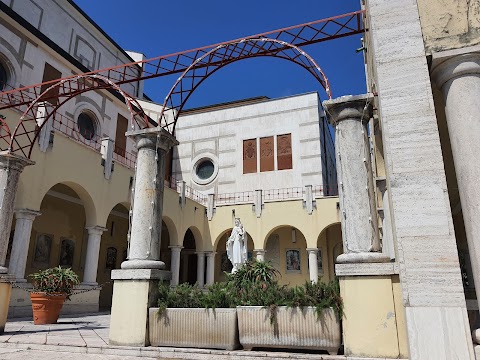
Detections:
[226, 218, 247, 273]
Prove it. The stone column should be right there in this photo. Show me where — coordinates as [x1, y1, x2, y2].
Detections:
[8, 209, 41, 281]
[205, 252, 215, 286]
[109, 128, 176, 347]
[432, 52, 480, 312]
[254, 249, 266, 261]
[83, 226, 107, 285]
[0, 152, 34, 274]
[323, 95, 389, 264]
[307, 248, 319, 283]
[169, 245, 182, 286]
[196, 251, 205, 287]
[121, 128, 178, 270]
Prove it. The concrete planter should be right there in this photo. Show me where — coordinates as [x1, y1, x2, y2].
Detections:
[149, 308, 239, 350]
[237, 306, 341, 354]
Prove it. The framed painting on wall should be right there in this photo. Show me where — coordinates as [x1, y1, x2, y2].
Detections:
[286, 249, 301, 273]
[33, 233, 53, 268]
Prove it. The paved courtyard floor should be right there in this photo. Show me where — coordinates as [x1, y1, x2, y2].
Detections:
[0, 313, 395, 360]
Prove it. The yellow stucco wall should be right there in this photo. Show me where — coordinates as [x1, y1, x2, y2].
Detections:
[340, 275, 403, 358]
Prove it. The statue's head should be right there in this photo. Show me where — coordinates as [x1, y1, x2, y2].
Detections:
[234, 218, 241, 226]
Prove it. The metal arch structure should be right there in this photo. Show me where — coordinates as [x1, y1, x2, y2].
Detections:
[0, 10, 365, 156]
[0, 116, 11, 151]
[8, 74, 150, 158]
[159, 37, 332, 134]
[0, 10, 364, 111]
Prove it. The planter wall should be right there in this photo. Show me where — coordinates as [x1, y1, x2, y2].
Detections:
[149, 308, 239, 350]
[237, 306, 341, 354]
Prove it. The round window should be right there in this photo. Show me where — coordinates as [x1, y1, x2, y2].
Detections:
[196, 159, 215, 180]
[77, 112, 96, 140]
[0, 63, 8, 91]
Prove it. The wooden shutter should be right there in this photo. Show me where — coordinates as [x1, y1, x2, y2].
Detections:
[243, 139, 257, 174]
[114, 114, 128, 156]
[260, 136, 274, 172]
[40, 63, 62, 105]
[277, 133, 292, 170]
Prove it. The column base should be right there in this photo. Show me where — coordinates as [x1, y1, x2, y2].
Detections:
[0, 275, 14, 334]
[121, 259, 165, 270]
[339, 271, 407, 358]
[336, 252, 390, 264]
[0, 267, 8, 274]
[109, 269, 171, 347]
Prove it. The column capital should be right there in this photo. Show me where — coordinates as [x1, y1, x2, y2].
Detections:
[86, 226, 108, 236]
[322, 93, 373, 126]
[205, 251, 216, 257]
[254, 249, 266, 254]
[306, 248, 319, 254]
[431, 51, 480, 89]
[0, 152, 35, 172]
[14, 209, 41, 220]
[168, 245, 183, 252]
[126, 127, 179, 152]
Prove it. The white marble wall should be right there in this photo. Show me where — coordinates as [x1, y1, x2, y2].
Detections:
[173, 92, 335, 195]
[366, 0, 473, 357]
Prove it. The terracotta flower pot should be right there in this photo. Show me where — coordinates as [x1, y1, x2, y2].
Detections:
[30, 292, 66, 325]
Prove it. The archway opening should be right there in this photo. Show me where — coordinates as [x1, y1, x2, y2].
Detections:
[317, 223, 343, 282]
[179, 228, 198, 285]
[214, 229, 254, 283]
[98, 203, 129, 309]
[264, 226, 308, 286]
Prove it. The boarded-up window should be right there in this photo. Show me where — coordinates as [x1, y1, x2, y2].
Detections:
[40, 63, 62, 105]
[114, 114, 128, 157]
[243, 139, 257, 174]
[260, 136, 274, 172]
[277, 134, 292, 170]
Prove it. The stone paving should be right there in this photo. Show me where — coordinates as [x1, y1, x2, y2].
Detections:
[0, 313, 400, 360]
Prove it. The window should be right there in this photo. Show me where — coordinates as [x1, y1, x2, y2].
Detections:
[115, 114, 128, 156]
[192, 155, 218, 185]
[243, 139, 257, 174]
[196, 159, 215, 180]
[40, 63, 62, 105]
[77, 112, 96, 140]
[0, 62, 7, 91]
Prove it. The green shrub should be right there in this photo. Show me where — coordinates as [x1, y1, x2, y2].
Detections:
[157, 260, 343, 323]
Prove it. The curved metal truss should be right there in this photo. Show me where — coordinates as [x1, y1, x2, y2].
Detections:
[159, 37, 331, 134]
[8, 74, 150, 158]
[0, 116, 11, 151]
[0, 10, 364, 157]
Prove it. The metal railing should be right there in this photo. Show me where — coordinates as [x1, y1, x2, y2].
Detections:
[215, 191, 255, 205]
[52, 112, 102, 152]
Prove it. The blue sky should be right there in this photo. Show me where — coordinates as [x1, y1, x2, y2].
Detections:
[73, 0, 366, 109]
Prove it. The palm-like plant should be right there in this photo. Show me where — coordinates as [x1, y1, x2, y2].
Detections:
[29, 266, 80, 300]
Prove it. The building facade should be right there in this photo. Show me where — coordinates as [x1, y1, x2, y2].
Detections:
[1, 0, 480, 359]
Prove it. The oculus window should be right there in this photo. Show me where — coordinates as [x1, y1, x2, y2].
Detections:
[0, 62, 8, 90]
[77, 112, 96, 140]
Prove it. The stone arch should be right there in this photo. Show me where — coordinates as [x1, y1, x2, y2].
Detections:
[181, 226, 202, 250]
[162, 215, 179, 247]
[0, 42, 22, 90]
[262, 224, 310, 249]
[317, 222, 342, 281]
[98, 202, 129, 308]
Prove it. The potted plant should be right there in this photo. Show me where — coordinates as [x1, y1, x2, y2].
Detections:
[29, 266, 80, 325]
[150, 282, 239, 350]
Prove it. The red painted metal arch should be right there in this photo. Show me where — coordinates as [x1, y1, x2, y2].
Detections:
[158, 38, 332, 134]
[7, 74, 150, 158]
